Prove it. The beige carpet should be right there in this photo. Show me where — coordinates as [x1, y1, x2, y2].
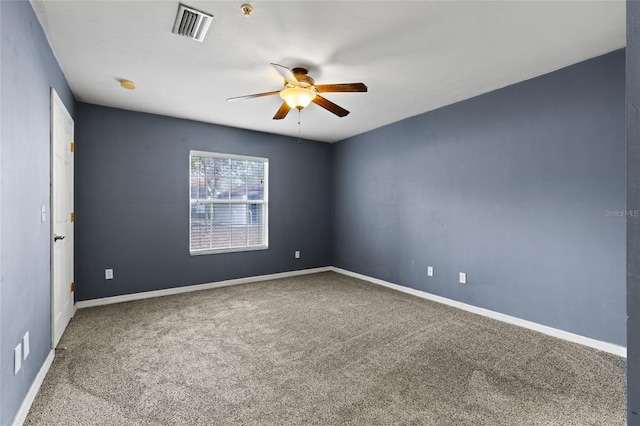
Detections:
[25, 272, 624, 425]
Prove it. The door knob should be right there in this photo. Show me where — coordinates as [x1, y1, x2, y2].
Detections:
[54, 234, 65, 242]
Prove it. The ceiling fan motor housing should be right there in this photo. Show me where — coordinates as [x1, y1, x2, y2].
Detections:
[289, 68, 315, 88]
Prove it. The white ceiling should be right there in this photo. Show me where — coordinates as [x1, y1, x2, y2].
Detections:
[32, 1, 625, 143]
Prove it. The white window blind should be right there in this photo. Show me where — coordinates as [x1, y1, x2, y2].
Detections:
[189, 151, 268, 255]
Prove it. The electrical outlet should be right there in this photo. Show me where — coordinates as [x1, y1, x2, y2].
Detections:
[41, 205, 46, 222]
[105, 269, 114, 280]
[459, 272, 467, 284]
[427, 266, 434, 277]
[295, 250, 300, 259]
[14, 343, 22, 375]
[22, 332, 30, 360]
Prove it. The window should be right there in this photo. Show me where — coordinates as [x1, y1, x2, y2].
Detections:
[190, 151, 268, 255]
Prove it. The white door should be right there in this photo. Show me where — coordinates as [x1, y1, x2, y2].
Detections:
[51, 88, 74, 347]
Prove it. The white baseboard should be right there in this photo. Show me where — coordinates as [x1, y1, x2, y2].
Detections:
[330, 267, 627, 358]
[76, 267, 332, 309]
[12, 349, 54, 426]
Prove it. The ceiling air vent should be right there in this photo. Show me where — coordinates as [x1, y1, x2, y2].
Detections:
[172, 4, 213, 42]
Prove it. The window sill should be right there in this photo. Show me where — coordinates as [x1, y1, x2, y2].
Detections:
[190, 245, 269, 256]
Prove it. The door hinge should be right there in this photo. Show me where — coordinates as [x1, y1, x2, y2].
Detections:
[70, 141, 75, 152]
[70, 281, 75, 292]
[70, 212, 75, 222]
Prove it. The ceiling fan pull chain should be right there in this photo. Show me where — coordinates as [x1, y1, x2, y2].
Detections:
[298, 109, 302, 145]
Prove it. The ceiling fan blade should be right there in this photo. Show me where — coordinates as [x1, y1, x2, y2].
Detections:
[271, 63, 298, 85]
[312, 95, 350, 117]
[227, 91, 280, 102]
[273, 101, 292, 120]
[315, 83, 368, 93]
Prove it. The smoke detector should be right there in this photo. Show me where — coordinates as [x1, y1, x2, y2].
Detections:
[172, 4, 213, 42]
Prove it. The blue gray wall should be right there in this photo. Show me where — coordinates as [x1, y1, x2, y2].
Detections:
[74, 104, 332, 301]
[333, 50, 626, 346]
[627, 0, 640, 423]
[0, 1, 76, 424]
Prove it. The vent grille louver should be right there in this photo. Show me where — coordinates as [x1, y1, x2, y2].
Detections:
[172, 4, 213, 42]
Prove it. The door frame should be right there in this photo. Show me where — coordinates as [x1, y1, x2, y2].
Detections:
[50, 88, 75, 348]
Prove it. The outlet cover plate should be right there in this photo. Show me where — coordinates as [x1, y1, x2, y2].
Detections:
[105, 269, 114, 280]
[22, 332, 30, 360]
[459, 272, 467, 284]
[427, 266, 434, 277]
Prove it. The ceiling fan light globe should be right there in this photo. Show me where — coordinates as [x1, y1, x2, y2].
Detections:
[280, 87, 316, 110]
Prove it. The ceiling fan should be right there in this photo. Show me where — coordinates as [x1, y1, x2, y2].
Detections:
[227, 63, 368, 120]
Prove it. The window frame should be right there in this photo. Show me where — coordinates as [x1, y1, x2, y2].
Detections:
[189, 150, 269, 255]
